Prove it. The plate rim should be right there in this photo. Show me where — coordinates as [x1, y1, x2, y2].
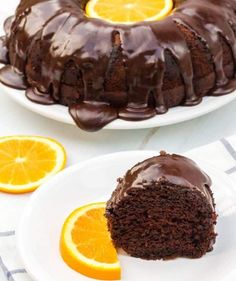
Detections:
[1, 83, 236, 130]
[17, 150, 236, 281]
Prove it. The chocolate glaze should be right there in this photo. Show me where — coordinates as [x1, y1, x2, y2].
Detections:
[0, 65, 27, 90]
[0, 0, 236, 131]
[0, 37, 8, 64]
[69, 102, 118, 131]
[108, 152, 213, 209]
[0, 17, 13, 64]
[4, 16, 14, 37]
[174, 1, 236, 93]
[26, 87, 55, 105]
[212, 79, 236, 96]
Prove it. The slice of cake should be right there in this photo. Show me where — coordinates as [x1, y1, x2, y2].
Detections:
[105, 152, 217, 260]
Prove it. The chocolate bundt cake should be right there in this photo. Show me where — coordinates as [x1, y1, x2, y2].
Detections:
[1, 0, 236, 131]
[106, 152, 217, 260]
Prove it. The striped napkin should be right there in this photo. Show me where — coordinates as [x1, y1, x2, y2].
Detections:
[1, 135, 236, 281]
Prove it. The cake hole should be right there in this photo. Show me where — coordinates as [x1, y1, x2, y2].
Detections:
[85, 0, 174, 24]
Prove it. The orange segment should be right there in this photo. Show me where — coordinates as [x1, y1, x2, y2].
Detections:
[86, 0, 173, 24]
[0, 136, 66, 194]
[60, 202, 121, 280]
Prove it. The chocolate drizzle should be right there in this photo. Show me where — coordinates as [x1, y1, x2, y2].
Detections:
[0, 65, 27, 90]
[0, 37, 8, 64]
[174, 0, 236, 95]
[26, 87, 55, 105]
[0, 0, 236, 131]
[108, 152, 214, 209]
[70, 102, 118, 131]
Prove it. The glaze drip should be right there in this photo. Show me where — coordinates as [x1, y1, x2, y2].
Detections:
[0, 65, 27, 90]
[26, 87, 55, 105]
[0, 37, 8, 64]
[174, 0, 236, 94]
[0, 0, 236, 131]
[69, 102, 118, 131]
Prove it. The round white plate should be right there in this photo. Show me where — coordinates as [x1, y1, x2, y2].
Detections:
[18, 151, 236, 281]
[1, 82, 236, 130]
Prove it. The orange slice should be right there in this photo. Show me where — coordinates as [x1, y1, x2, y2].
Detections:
[86, 0, 173, 24]
[0, 136, 66, 194]
[60, 202, 121, 280]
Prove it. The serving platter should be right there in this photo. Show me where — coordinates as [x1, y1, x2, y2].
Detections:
[18, 151, 236, 281]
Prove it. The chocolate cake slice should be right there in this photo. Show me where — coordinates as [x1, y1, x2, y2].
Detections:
[106, 152, 217, 260]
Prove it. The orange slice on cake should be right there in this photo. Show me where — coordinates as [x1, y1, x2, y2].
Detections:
[0, 136, 66, 194]
[60, 202, 121, 280]
[86, 0, 173, 24]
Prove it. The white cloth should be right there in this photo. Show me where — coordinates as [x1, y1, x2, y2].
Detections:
[1, 135, 236, 281]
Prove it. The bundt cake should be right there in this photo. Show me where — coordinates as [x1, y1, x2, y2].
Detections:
[0, 0, 236, 131]
[106, 152, 217, 260]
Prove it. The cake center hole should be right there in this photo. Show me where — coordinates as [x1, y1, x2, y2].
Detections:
[85, 0, 174, 24]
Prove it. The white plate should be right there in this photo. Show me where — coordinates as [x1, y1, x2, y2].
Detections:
[1, 82, 236, 130]
[18, 151, 236, 281]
